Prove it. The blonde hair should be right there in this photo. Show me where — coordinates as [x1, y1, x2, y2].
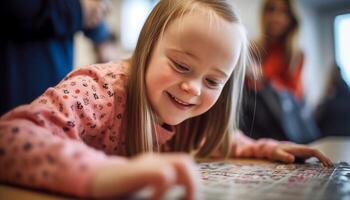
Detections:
[125, 0, 252, 158]
[256, 0, 302, 71]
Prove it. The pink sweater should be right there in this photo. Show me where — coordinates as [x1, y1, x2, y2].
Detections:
[0, 61, 280, 197]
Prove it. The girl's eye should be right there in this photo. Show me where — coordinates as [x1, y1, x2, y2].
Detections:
[206, 78, 222, 89]
[173, 62, 190, 73]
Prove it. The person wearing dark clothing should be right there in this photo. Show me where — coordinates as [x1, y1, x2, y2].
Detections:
[240, 82, 320, 144]
[0, 0, 112, 115]
[316, 67, 350, 137]
[240, 0, 320, 144]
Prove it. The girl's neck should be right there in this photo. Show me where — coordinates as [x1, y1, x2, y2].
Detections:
[154, 115, 174, 131]
[161, 123, 173, 132]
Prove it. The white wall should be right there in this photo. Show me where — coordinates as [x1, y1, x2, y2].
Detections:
[228, 0, 262, 39]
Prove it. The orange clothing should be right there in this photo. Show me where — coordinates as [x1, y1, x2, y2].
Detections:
[262, 42, 303, 99]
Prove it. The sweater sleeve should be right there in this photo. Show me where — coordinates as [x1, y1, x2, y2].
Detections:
[230, 130, 285, 159]
[0, 63, 127, 197]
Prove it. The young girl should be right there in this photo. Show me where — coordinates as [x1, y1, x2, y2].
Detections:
[0, 0, 332, 199]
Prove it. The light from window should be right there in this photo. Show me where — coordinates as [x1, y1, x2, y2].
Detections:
[120, 0, 154, 51]
[335, 13, 350, 86]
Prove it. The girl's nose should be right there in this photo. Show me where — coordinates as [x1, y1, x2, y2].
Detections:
[180, 81, 201, 96]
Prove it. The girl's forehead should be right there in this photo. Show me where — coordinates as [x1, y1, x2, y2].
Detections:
[161, 11, 242, 70]
[167, 9, 232, 34]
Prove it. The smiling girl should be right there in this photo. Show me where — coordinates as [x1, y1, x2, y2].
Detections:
[0, 0, 332, 199]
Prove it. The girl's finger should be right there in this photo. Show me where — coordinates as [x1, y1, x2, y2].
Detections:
[272, 149, 295, 163]
[304, 148, 333, 167]
[283, 146, 333, 167]
[149, 165, 177, 200]
[161, 154, 200, 200]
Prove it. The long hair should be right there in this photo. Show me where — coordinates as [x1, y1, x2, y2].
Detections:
[256, 0, 302, 71]
[125, 0, 252, 158]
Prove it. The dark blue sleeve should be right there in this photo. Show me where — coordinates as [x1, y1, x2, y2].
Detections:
[0, 0, 83, 40]
[83, 22, 111, 45]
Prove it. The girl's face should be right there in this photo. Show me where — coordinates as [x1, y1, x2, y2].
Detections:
[145, 10, 242, 125]
[263, 0, 291, 39]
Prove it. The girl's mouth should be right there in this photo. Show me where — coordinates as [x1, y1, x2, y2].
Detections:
[166, 92, 194, 110]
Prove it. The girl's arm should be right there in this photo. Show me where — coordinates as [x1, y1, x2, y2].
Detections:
[0, 63, 198, 199]
[230, 130, 332, 167]
[0, 64, 126, 197]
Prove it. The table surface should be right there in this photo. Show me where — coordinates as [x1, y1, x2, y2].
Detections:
[1, 136, 349, 200]
[310, 136, 350, 163]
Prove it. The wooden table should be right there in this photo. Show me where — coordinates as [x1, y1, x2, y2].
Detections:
[1, 136, 349, 200]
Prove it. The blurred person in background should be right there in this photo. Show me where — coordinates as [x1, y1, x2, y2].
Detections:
[0, 0, 117, 115]
[315, 64, 350, 137]
[240, 0, 320, 144]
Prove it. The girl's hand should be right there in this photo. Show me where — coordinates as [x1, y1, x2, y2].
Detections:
[92, 153, 199, 200]
[270, 144, 333, 167]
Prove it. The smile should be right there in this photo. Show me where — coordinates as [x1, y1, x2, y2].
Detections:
[166, 92, 195, 108]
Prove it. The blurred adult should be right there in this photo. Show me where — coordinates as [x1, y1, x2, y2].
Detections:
[255, 0, 303, 97]
[0, 0, 115, 115]
[240, 0, 320, 143]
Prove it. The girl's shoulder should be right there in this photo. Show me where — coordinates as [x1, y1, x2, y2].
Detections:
[71, 60, 129, 78]
[65, 60, 130, 90]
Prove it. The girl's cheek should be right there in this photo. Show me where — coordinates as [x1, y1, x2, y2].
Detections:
[203, 90, 221, 107]
[148, 65, 174, 86]
[159, 71, 176, 84]
[158, 68, 180, 85]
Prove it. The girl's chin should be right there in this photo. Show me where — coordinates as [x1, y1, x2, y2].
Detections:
[160, 116, 186, 126]
[161, 119, 182, 126]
